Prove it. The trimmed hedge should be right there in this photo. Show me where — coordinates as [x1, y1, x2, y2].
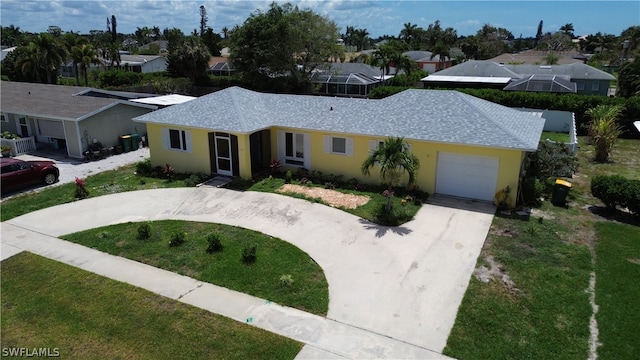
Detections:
[591, 175, 640, 214]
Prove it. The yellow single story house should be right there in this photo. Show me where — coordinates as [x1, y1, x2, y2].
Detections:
[133, 87, 545, 206]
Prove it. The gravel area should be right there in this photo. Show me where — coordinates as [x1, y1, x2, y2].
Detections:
[278, 184, 370, 209]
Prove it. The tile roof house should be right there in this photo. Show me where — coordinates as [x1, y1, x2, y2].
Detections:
[403, 51, 453, 73]
[423, 60, 616, 95]
[0, 81, 156, 158]
[134, 86, 546, 206]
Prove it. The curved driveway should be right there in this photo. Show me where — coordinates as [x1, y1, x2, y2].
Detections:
[2, 186, 494, 354]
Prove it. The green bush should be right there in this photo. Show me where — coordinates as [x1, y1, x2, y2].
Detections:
[137, 223, 151, 240]
[241, 243, 257, 264]
[135, 159, 154, 176]
[97, 69, 143, 88]
[206, 233, 224, 253]
[591, 175, 640, 214]
[169, 231, 186, 247]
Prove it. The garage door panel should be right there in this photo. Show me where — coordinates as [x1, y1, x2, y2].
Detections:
[37, 119, 65, 138]
[436, 152, 499, 201]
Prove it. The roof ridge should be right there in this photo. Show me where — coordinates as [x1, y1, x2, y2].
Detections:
[453, 91, 532, 148]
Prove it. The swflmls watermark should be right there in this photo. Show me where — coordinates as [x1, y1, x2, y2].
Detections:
[1, 347, 60, 357]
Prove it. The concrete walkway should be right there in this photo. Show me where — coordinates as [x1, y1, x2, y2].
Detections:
[1, 187, 495, 358]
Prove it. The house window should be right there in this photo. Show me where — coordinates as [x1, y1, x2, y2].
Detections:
[278, 130, 309, 168]
[576, 81, 585, 91]
[324, 135, 353, 155]
[285, 132, 305, 166]
[0, 113, 7, 123]
[162, 128, 191, 152]
[591, 82, 599, 91]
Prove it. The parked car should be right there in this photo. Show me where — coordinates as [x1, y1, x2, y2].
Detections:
[1, 158, 60, 193]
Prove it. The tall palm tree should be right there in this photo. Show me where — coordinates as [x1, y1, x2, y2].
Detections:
[400, 22, 418, 45]
[354, 28, 369, 51]
[20, 42, 43, 83]
[559, 23, 575, 37]
[431, 41, 450, 71]
[62, 33, 88, 85]
[75, 44, 101, 86]
[361, 137, 420, 211]
[31, 33, 67, 84]
[585, 104, 624, 163]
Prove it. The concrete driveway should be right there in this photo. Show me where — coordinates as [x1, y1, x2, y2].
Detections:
[3, 186, 494, 354]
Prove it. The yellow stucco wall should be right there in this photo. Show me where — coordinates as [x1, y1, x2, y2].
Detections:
[146, 124, 212, 174]
[270, 127, 524, 207]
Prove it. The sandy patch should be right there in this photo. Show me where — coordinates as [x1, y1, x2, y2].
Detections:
[277, 184, 370, 209]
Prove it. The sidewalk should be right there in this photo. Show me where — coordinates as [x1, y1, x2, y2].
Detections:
[1, 222, 450, 360]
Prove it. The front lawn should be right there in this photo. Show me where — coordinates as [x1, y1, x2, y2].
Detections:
[1, 252, 302, 359]
[61, 220, 329, 316]
[445, 137, 640, 359]
[594, 221, 640, 360]
[541, 131, 570, 143]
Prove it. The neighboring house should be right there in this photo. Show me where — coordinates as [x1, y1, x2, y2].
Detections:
[403, 51, 453, 73]
[139, 40, 169, 53]
[133, 87, 546, 207]
[422, 60, 615, 95]
[207, 57, 235, 76]
[61, 54, 167, 78]
[0, 81, 157, 158]
[310, 63, 385, 97]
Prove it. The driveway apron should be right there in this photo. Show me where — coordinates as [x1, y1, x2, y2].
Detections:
[3, 187, 494, 354]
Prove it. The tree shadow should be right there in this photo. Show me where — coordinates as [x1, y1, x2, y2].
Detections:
[587, 205, 640, 227]
[358, 218, 413, 238]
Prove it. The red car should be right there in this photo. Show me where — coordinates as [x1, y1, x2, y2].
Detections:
[1, 158, 60, 193]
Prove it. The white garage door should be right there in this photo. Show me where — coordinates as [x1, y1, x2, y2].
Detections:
[435, 152, 499, 202]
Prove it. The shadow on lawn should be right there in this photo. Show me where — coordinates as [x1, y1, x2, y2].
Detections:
[587, 205, 640, 227]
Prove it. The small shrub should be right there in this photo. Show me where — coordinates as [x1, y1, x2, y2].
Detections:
[74, 177, 89, 199]
[185, 174, 202, 187]
[169, 231, 186, 247]
[163, 163, 175, 179]
[135, 159, 153, 176]
[241, 243, 257, 264]
[324, 182, 336, 190]
[137, 223, 151, 240]
[279, 274, 294, 287]
[270, 159, 281, 174]
[285, 170, 293, 184]
[300, 177, 310, 185]
[591, 175, 640, 215]
[206, 233, 224, 253]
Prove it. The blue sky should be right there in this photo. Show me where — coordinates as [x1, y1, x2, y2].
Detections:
[1, 1, 638, 38]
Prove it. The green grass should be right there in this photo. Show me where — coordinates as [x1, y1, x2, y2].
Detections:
[226, 175, 424, 226]
[443, 213, 592, 360]
[60, 220, 329, 316]
[594, 222, 640, 360]
[1, 163, 197, 222]
[445, 137, 640, 359]
[541, 131, 571, 143]
[1, 252, 302, 359]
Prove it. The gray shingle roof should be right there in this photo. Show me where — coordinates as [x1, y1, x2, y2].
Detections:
[432, 60, 616, 81]
[0, 81, 155, 121]
[134, 87, 545, 151]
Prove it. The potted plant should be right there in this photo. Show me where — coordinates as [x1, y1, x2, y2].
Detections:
[1, 145, 12, 157]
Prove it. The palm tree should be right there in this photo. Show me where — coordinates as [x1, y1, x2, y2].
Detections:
[585, 104, 624, 163]
[20, 42, 43, 83]
[431, 41, 450, 71]
[354, 28, 369, 51]
[361, 137, 420, 211]
[559, 23, 575, 38]
[62, 33, 88, 85]
[400, 22, 418, 46]
[31, 33, 67, 84]
[75, 44, 101, 86]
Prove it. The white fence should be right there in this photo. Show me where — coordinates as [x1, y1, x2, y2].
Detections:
[1, 136, 37, 156]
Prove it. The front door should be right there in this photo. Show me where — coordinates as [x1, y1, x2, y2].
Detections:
[16, 117, 31, 137]
[214, 133, 232, 176]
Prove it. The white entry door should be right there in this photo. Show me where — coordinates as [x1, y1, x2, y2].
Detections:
[214, 133, 232, 176]
[435, 152, 499, 202]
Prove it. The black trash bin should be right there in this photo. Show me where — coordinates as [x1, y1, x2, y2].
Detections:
[130, 133, 140, 150]
[551, 179, 572, 206]
[119, 135, 132, 153]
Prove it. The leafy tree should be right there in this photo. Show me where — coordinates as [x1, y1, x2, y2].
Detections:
[535, 20, 544, 47]
[229, 2, 341, 93]
[431, 41, 451, 71]
[201, 27, 222, 57]
[1, 25, 24, 47]
[585, 104, 624, 163]
[22, 33, 67, 84]
[617, 57, 640, 97]
[199, 5, 208, 36]
[62, 32, 88, 85]
[166, 36, 211, 83]
[361, 137, 420, 212]
[537, 32, 574, 52]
